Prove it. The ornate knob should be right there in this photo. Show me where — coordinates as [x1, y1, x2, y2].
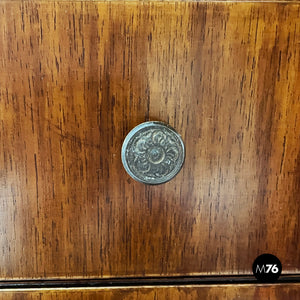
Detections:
[121, 121, 185, 184]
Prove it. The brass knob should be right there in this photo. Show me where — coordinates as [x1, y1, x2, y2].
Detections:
[121, 121, 185, 185]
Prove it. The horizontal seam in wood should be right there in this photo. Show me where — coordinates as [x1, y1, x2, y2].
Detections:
[0, 275, 300, 289]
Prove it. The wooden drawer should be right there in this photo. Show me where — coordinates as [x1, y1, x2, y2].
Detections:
[0, 284, 300, 299]
[0, 0, 299, 283]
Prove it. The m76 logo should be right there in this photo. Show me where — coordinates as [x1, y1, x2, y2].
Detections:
[255, 264, 279, 274]
[252, 254, 282, 282]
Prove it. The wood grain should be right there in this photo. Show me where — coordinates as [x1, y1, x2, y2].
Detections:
[0, 1, 299, 279]
[0, 284, 300, 299]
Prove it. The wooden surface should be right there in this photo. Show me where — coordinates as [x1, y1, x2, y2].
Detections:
[0, 284, 300, 299]
[0, 1, 299, 280]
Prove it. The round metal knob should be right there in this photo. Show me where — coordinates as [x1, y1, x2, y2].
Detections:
[121, 121, 185, 185]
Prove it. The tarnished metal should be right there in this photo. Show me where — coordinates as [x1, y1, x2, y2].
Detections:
[121, 121, 185, 185]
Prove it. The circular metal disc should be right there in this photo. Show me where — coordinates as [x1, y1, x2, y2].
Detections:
[121, 121, 185, 185]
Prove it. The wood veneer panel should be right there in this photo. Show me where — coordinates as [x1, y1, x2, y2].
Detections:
[0, 1, 299, 279]
[0, 284, 300, 299]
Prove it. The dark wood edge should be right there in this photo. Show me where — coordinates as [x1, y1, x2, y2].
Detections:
[0, 274, 299, 289]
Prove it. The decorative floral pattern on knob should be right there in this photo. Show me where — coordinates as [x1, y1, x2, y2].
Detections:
[121, 122, 185, 184]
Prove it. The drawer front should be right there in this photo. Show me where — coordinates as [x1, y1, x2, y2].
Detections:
[0, 1, 299, 279]
[0, 284, 300, 299]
